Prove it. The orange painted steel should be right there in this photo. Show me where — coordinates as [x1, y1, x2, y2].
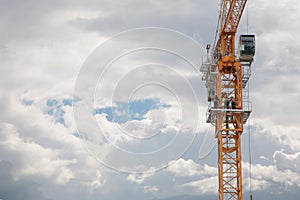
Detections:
[213, 1, 247, 200]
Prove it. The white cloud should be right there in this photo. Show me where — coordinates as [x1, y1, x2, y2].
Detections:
[86, 170, 106, 191]
[0, 122, 76, 184]
[201, 164, 218, 176]
[251, 120, 300, 153]
[251, 164, 300, 187]
[144, 185, 159, 193]
[0, 0, 300, 199]
[182, 176, 218, 194]
[274, 151, 300, 173]
[243, 177, 270, 192]
[127, 172, 154, 185]
[56, 167, 75, 184]
[168, 158, 200, 177]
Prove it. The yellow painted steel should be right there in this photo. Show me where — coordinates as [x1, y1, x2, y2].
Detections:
[213, 1, 248, 200]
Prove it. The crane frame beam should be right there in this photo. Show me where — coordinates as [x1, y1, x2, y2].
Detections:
[216, 63, 243, 200]
[214, 0, 247, 58]
[213, 1, 247, 200]
[200, 1, 250, 200]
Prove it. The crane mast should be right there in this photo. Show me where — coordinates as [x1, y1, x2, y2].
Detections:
[200, 1, 255, 200]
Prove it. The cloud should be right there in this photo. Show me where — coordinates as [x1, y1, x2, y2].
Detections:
[251, 163, 300, 188]
[144, 185, 159, 193]
[0, 122, 76, 182]
[0, 0, 300, 199]
[127, 172, 154, 184]
[68, 0, 216, 40]
[273, 151, 300, 173]
[182, 176, 217, 194]
[168, 158, 200, 177]
[243, 177, 270, 192]
[0, 160, 50, 200]
[85, 170, 106, 191]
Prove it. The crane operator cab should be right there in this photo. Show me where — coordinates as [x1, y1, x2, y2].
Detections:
[239, 34, 255, 62]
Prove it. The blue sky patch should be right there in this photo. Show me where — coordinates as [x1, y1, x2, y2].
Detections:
[21, 99, 34, 106]
[62, 99, 73, 106]
[94, 98, 170, 123]
[45, 99, 72, 126]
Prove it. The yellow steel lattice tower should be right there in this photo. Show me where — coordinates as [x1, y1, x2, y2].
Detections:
[200, 1, 255, 200]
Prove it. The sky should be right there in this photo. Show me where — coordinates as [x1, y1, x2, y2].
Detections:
[0, 0, 300, 200]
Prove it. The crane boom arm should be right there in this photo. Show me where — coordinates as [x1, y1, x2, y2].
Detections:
[213, 0, 247, 57]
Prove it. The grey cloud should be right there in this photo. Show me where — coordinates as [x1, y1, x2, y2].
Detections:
[0, 0, 300, 199]
[0, 160, 51, 200]
[274, 151, 300, 173]
[241, 124, 285, 165]
[0, 0, 64, 42]
[68, 0, 216, 41]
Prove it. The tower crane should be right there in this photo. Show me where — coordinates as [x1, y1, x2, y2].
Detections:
[200, 1, 255, 200]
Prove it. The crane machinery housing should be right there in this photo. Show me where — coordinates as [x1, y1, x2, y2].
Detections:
[200, 1, 255, 200]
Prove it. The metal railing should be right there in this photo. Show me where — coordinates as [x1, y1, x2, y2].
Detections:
[206, 100, 252, 124]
